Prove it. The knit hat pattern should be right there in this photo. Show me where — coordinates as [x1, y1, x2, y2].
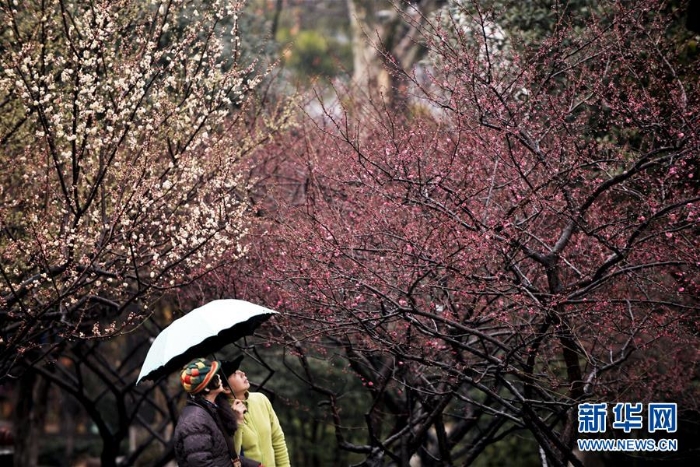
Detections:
[181, 358, 220, 394]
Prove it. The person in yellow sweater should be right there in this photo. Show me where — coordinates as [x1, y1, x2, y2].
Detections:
[220, 356, 291, 467]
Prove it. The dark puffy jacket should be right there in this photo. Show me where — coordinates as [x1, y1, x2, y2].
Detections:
[173, 399, 260, 467]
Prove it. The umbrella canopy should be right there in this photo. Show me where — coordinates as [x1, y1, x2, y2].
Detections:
[136, 299, 277, 385]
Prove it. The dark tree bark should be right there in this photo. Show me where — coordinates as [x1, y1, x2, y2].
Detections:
[688, 0, 700, 32]
[12, 369, 49, 467]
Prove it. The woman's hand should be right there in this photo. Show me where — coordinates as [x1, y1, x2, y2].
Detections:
[232, 398, 247, 422]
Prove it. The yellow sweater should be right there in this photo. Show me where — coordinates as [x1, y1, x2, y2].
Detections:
[233, 392, 290, 467]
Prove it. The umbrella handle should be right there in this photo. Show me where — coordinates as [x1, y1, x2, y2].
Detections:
[212, 352, 243, 407]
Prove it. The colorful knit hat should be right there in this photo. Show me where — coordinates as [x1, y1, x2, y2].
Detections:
[180, 358, 221, 394]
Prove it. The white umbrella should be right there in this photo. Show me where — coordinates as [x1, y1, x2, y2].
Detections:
[136, 299, 277, 385]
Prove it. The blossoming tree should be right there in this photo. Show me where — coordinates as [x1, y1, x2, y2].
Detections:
[0, 1, 287, 464]
[0, 0, 269, 372]
[226, 0, 699, 465]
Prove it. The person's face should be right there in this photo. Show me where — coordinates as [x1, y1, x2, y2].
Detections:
[208, 373, 224, 395]
[212, 374, 222, 388]
[226, 369, 250, 396]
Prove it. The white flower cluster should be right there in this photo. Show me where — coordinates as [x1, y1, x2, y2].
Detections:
[0, 0, 266, 340]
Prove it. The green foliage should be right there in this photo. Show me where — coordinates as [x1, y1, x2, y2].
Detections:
[243, 0, 353, 83]
[453, 0, 608, 48]
[278, 28, 352, 81]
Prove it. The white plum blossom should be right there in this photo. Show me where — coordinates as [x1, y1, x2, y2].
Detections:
[0, 0, 283, 362]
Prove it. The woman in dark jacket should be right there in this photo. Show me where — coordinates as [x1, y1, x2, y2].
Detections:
[173, 358, 262, 467]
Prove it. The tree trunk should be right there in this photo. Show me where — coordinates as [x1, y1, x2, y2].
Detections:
[60, 390, 82, 466]
[347, 0, 394, 101]
[100, 439, 120, 467]
[346, 0, 446, 106]
[13, 369, 49, 467]
[688, 0, 700, 33]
